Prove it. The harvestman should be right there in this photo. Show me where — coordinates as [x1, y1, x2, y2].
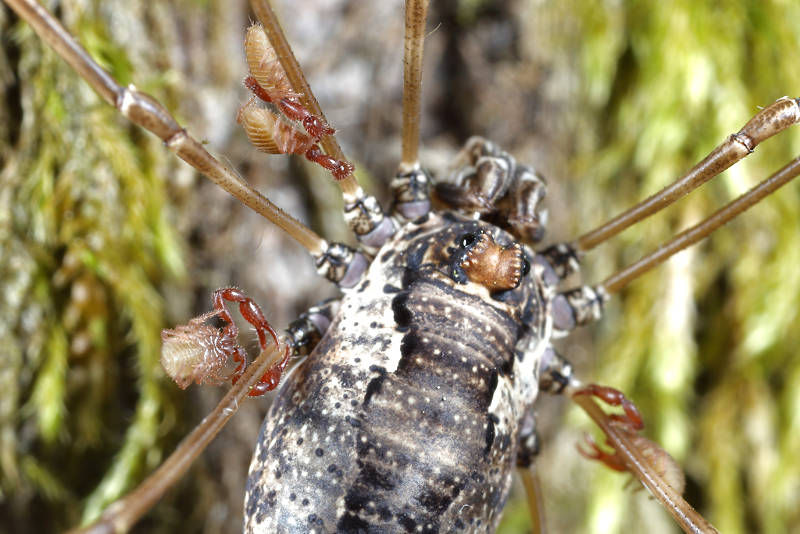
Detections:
[6, 0, 800, 532]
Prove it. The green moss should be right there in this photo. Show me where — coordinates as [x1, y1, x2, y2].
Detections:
[2, 1, 799, 533]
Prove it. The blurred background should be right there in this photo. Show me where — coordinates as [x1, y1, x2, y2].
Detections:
[1, 0, 799, 533]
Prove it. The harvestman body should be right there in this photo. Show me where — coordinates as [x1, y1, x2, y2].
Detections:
[245, 210, 551, 532]
[7, 0, 800, 533]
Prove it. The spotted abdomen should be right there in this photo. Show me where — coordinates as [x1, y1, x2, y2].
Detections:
[245, 214, 548, 533]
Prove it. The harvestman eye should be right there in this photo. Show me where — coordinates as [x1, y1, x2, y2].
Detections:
[520, 255, 531, 277]
[459, 232, 479, 248]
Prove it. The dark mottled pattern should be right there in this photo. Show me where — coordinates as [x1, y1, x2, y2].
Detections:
[245, 213, 550, 533]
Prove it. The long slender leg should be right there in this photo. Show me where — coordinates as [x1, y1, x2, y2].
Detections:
[386, 0, 434, 222]
[515, 404, 548, 533]
[5, 0, 374, 291]
[536, 346, 717, 534]
[599, 155, 800, 293]
[240, 23, 351, 179]
[550, 154, 800, 333]
[520, 466, 548, 534]
[66, 342, 290, 534]
[75, 290, 337, 533]
[400, 0, 429, 171]
[3, 0, 328, 257]
[536, 98, 800, 289]
[248, 1, 394, 250]
[249, 0, 357, 195]
[568, 382, 720, 534]
[574, 97, 800, 252]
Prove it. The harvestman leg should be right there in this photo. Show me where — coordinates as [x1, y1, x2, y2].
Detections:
[544, 97, 800, 333]
[533, 345, 711, 533]
[532, 99, 800, 534]
[245, 2, 396, 252]
[1, 0, 375, 532]
[518, 97, 800, 534]
[389, 0, 435, 223]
